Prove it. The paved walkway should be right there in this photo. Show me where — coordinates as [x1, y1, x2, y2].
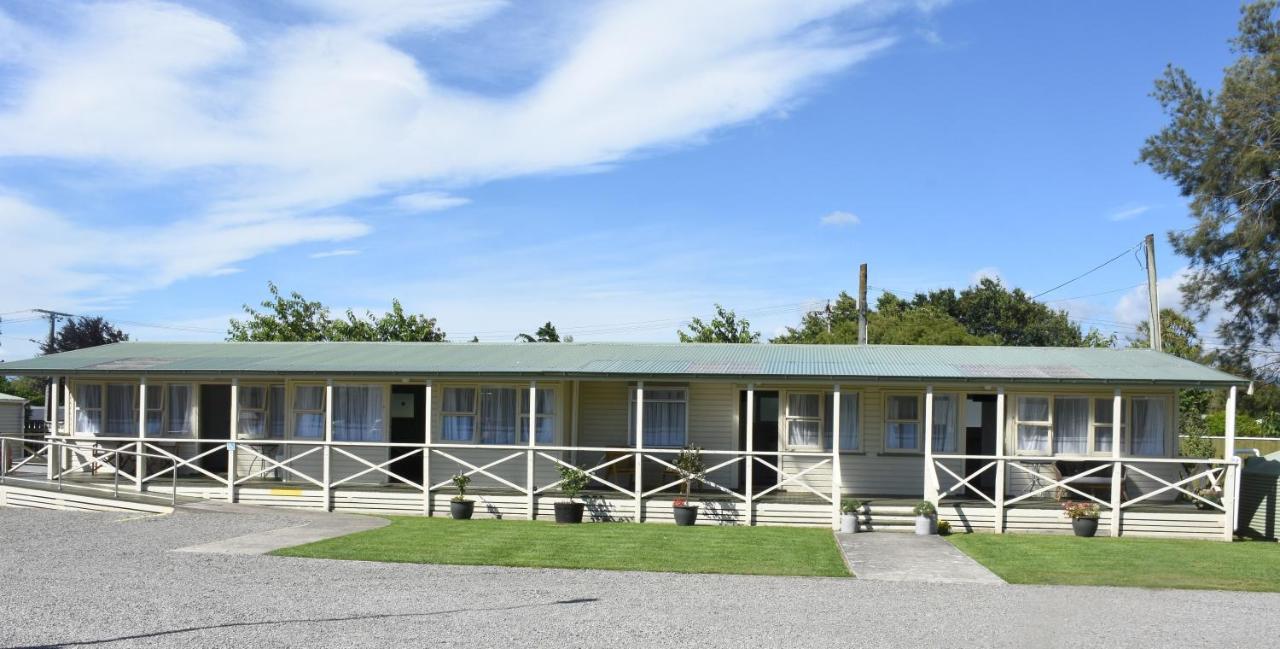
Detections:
[175, 501, 387, 555]
[837, 531, 1005, 584]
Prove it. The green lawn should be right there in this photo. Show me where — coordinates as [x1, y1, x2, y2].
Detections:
[272, 516, 850, 577]
[949, 534, 1280, 592]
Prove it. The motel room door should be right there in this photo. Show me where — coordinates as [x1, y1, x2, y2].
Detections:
[389, 385, 426, 485]
[964, 394, 998, 498]
[739, 390, 779, 490]
[198, 384, 231, 475]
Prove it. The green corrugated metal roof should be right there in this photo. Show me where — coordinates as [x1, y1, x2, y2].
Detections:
[0, 341, 1248, 386]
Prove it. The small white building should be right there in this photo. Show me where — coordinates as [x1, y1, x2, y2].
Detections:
[0, 392, 29, 466]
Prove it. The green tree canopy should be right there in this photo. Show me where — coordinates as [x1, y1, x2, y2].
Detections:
[1129, 309, 1207, 362]
[39, 316, 129, 355]
[228, 282, 445, 342]
[678, 305, 760, 343]
[516, 322, 570, 343]
[1140, 0, 1280, 378]
[0, 376, 46, 405]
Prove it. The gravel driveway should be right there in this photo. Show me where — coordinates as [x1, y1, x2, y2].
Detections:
[0, 506, 1276, 648]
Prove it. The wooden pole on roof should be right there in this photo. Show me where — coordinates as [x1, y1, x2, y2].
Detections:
[1144, 234, 1162, 352]
[858, 263, 868, 345]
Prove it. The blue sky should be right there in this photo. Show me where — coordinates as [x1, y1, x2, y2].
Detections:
[0, 0, 1246, 360]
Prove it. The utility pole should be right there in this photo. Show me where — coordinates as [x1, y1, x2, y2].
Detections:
[858, 263, 869, 345]
[1143, 235, 1162, 352]
[33, 309, 74, 354]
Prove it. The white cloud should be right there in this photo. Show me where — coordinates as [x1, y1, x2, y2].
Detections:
[1108, 204, 1151, 222]
[310, 248, 362, 258]
[393, 192, 471, 213]
[820, 210, 861, 226]
[970, 266, 1001, 285]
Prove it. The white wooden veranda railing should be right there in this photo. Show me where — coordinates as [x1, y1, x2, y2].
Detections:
[28, 434, 838, 525]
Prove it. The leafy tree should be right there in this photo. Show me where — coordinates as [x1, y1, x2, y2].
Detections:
[40, 316, 128, 354]
[0, 376, 45, 405]
[868, 304, 993, 345]
[1140, 1, 1280, 378]
[1129, 309, 1207, 362]
[228, 282, 445, 342]
[771, 292, 861, 344]
[912, 279, 1092, 347]
[678, 305, 760, 343]
[516, 322, 570, 343]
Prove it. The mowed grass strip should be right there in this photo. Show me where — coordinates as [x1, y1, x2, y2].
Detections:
[273, 516, 849, 577]
[949, 534, 1280, 592]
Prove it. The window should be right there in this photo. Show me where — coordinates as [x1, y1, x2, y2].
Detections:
[441, 387, 475, 441]
[105, 384, 136, 435]
[931, 394, 958, 453]
[628, 387, 687, 448]
[144, 385, 163, 436]
[1130, 397, 1168, 456]
[293, 385, 325, 439]
[823, 392, 860, 451]
[239, 385, 268, 438]
[1092, 397, 1125, 453]
[885, 395, 921, 451]
[479, 387, 518, 444]
[166, 384, 194, 437]
[519, 388, 555, 444]
[268, 385, 285, 439]
[786, 393, 821, 448]
[1053, 397, 1089, 455]
[1015, 396, 1050, 452]
[333, 385, 385, 442]
[75, 384, 103, 435]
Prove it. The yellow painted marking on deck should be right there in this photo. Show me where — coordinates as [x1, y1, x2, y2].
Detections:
[269, 487, 304, 497]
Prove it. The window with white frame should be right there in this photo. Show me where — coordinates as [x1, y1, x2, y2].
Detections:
[1053, 396, 1089, 455]
[931, 394, 958, 453]
[1130, 396, 1168, 456]
[628, 387, 687, 448]
[75, 384, 103, 434]
[293, 385, 325, 439]
[333, 385, 385, 442]
[786, 393, 821, 448]
[105, 384, 136, 435]
[1092, 397, 1125, 453]
[268, 385, 285, 439]
[166, 384, 194, 437]
[143, 385, 162, 436]
[823, 392, 860, 452]
[440, 386, 557, 444]
[885, 394, 921, 451]
[1015, 396, 1051, 453]
[239, 385, 269, 439]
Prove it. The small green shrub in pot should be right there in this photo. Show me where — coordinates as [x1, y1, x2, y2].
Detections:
[554, 465, 589, 524]
[671, 446, 706, 526]
[840, 498, 863, 533]
[936, 519, 952, 536]
[912, 500, 937, 536]
[450, 472, 474, 520]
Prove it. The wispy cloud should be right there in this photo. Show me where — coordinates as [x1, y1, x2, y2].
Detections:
[309, 249, 362, 259]
[1108, 204, 1151, 221]
[393, 192, 471, 213]
[820, 210, 861, 226]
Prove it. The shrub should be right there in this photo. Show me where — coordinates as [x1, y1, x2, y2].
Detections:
[451, 472, 471, 502]
[1061, 501, 1101, 520]
[841, 498, 864, 514]
[937, 519, 952, 536]
[912, 500, 936, 517]
[558, 465, 589, 501]
[673, 446, 706, 499]
[1180, 430, 1217, 459]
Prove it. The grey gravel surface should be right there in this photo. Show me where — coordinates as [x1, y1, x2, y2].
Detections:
[1, 506, 1277, 649]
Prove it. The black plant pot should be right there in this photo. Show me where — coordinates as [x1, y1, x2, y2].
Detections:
[673, 504, 699, 526]
[554, 501, 585, 524]
[1072, 517, 1098, 537]
[451, 499, 474, 520]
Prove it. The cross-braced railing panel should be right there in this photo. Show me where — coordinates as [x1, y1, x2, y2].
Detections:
[639, 454, 745, 501]
[1122, 463, 1226, 512]
[934, 459, 998, 506]
[429, 450, 527, 493]
[141, 443, 231, 485]
[330, 446, 422, 489]
[533, 451, 636, 498]
[750, 456, 832, 503]
[233, 444, 324, 487]
[1005, 461, 1113, 508]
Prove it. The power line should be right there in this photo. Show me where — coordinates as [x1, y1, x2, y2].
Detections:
[1044, 283, 1147, 303]
[1028, 241, 1145, 301]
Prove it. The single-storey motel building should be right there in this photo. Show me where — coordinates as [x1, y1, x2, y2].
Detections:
[0, 342, 1252, 539]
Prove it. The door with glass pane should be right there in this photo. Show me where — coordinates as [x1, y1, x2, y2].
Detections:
[738, 390, 778, 489]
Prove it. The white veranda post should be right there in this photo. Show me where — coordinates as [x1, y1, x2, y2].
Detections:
[634, 382, 644, 522]
[47, 376, 59, 480]
[1110, 389, 1122, 537]
[923, 385, 937, 504]
[527, 381, 537, 521]
[136, 376, 147, 491]
[745, 384, 754, 525]
[830, 385, 841, 530]
[228, 379, 238, 503]
[423, 380, 432, 516]
[993, 387, 1006, 533]
[323, 379, 333, 512]
[1223, 385, 1238, 541]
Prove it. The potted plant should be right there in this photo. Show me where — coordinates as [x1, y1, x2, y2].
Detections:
[555, 465, 589, 524]
[1062, 500, 1101, 537]
[450, 472, 474, 520]
[912, 500, 937, 535]
[840, 498, 863, 533]
[671, 446, 706, 526]
[936, 519, 952, 536]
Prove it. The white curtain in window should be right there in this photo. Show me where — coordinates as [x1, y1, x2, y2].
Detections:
[886, 396, 919, 450]
[238, 386, 267, 439]
[480, 387, 517, 444]
[76, 384, 102, 434]
[144, 385, 163, 436]
[268, 385, 285, 439]
[333, 386, 384, 442]
[1131, 398, 1166, 456]
[823, 393, 859, 451]
[932, 395, 957, 453]
[787, 394, 820, 447]
[519, 388, 555, 444]
[1093, 398, 1114, 453]
[166, 385, 193, 437]
[1053, 397, 1089, 454]
[1016, 397, 1050, 452]
[628, 389, 687, 447]
[105, 384, 136, 435]
[441, 388, 475, 441]
[293, 386, 325, 439]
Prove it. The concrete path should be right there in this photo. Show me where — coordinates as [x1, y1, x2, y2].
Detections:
[174, 501, 387, 555]
[837, 531, 1005, 584]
